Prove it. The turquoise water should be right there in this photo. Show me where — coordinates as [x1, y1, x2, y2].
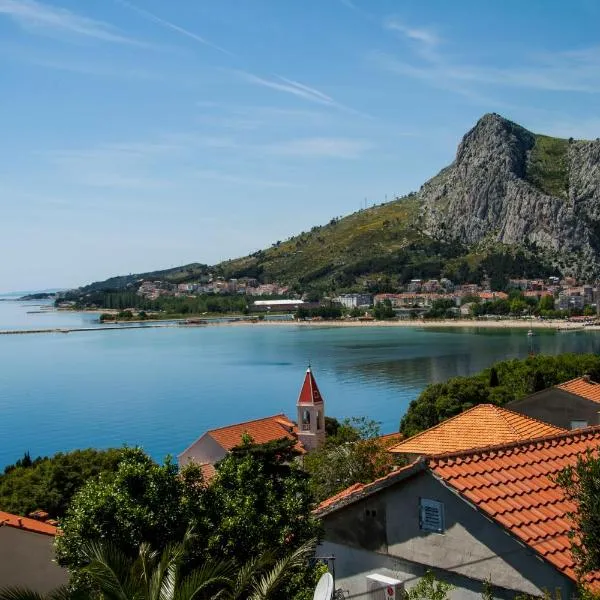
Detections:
[1, 300, 600, 468]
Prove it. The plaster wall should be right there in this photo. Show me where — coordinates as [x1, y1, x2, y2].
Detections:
[178, 433, 227, 467]
[0, 527, 67, 592]
[507, 389, 600, 429]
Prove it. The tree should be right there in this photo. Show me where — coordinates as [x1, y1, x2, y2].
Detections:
[0, 448, 125, 519]
[202, 438, 322, 600]
[373, 300, 395, 320]
[488, 367, 500, 388]
[0, 535, 318, 600]
[204, 438, 319, 564]
[55, 448, 208, 585]
[539, 294, 556, 312]
[400, 354, 600, 436]
[303, 418, 396, 502]
[556, 450, 600, 577]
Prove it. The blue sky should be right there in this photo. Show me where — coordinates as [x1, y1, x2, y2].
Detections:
[1, 0, 600, 291]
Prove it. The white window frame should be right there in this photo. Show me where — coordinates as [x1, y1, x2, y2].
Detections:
[419, 498, 445, 533]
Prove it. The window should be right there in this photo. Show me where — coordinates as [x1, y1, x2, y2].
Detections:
[365, 508, 378, 518]
[571, 420, 588, 430]
[419, 498, 444, 533]
[316, 410, 322, 430]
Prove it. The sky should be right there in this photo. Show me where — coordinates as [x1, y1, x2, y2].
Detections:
[1, 0, 600, 291]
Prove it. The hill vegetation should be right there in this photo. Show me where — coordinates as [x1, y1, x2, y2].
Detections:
[400, 353, 600, 436]
[74, 113, 600, 295]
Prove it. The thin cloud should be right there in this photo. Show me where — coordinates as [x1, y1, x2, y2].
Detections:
[237, 71, 337, 106]
[115, 0, 233, 56]
[385, 18, 440, 49]
[0, 0, 142, 45]
[234, 70, 371, 118]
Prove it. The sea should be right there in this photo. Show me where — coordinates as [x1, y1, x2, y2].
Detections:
[1, 298, 600, 469]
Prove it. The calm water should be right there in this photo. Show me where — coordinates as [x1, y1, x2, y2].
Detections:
[1, 300, 600, 468]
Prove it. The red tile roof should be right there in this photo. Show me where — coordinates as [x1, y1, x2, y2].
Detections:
[430, 427, 600, 587]
[557, 377, 600, 404]
[297, 367, 324, 404]
[376, 432, 404, 447]
[389, 404, 565, 456]
[0, 511, 59, 536]
[199, 462, 217, 482]
[208, 413, 302, 451]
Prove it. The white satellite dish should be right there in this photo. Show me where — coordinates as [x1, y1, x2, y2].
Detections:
[313, 572, 334, 600]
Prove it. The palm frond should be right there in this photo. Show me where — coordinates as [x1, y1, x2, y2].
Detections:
[0, 588, 47, 600]
[175, 560, 235, 600]
[82, 540, 137, 600]
[249, 539, 317, 600]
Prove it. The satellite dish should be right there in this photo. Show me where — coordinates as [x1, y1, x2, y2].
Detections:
[313, 572, 334, 600]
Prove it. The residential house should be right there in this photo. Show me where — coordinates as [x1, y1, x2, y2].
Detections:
[0, 511, 67, 592]
[388, 404, 564, 462]
[508, 376, 600, 430]
[316, 426, 600, 600]
[178, 367, 326, 470]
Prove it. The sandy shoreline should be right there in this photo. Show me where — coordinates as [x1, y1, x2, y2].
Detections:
[10, 313, 596, 335]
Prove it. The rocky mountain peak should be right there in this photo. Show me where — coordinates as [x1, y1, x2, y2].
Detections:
[420, 114, 600, 277]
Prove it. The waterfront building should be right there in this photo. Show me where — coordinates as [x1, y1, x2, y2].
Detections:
[334, 294, 373, 309]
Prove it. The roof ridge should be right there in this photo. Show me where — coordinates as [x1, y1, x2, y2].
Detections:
[389, 403, 498, 450]
[207, 413, 290, 433]
[0, 510, 58, 536]
[429, 423, 600, 463]
[557, 375, 599, 387]
[493, 403, 565, 435]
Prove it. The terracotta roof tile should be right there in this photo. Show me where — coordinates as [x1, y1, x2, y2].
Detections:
[557, 377, 600, 404]
[0, 511, 58, 536]
[430, 426, 600, 587]
[389, 404, 565, 456]
[207, 413, 299, 451]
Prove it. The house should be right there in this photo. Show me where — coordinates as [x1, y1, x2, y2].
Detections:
[0, 510, 67, 592]
[388, 404, 565, 462]
[507, 375, 600, 430]
[316, 426, 600, 600]
[178, 366, 326, 469]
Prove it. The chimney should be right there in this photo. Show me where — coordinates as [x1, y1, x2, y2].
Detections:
[583, 374, 591, 383]
[17, 518, 22, 527]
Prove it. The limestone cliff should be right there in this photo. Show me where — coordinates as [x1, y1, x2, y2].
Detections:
[421, 113, 600, 277]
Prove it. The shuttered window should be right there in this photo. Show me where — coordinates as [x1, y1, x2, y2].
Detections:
[419, 498, 444, 533]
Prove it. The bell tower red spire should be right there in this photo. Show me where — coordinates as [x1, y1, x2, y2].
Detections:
[297, 365, 326, 451]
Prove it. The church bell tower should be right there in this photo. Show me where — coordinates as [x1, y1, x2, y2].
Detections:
[297, 365, 326, 451]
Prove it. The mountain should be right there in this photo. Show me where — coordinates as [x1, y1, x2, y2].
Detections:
[421, 113, 600, 279]
[79, 114, 600, 293]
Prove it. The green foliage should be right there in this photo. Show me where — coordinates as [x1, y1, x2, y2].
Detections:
[0, 448, 125, 518]
[407, 571, 454, 600]
[55, 448, 208, 583]
[424, 299, 456, 319]
[64, 290, 249, 316]
[556, 450, 600, 577]
[526, 134, 570, 198]
[0, 535, 318, 600]
[295, 305, 343, 320]
[373, 299, 395, 320]
[204, 438, 320, 565]
[400, 354, 600, 436]
[304, 418, 396, 502]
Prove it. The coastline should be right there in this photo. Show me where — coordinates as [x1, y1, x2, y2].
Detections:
[1, 317, 593, 335]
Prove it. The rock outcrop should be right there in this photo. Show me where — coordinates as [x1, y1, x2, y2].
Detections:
[420, 113, 600, 277]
